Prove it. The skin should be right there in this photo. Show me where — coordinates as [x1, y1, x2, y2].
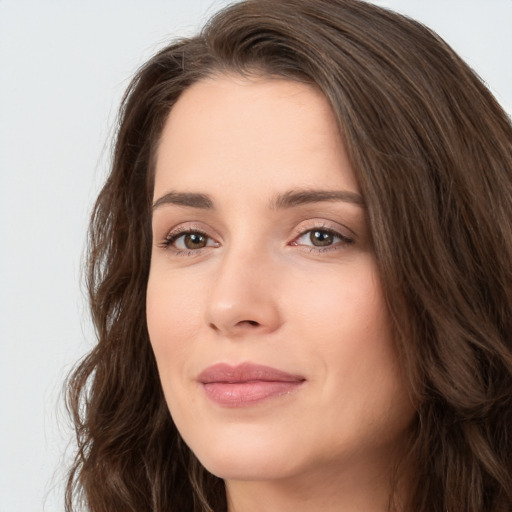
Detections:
[147, 74, 415, 512]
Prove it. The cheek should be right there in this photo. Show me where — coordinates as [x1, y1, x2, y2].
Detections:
[286, 256, 389, 346]
[146, 270, 202, 375]
[318, 263, 396, 374]
[290, 258, 404, 412]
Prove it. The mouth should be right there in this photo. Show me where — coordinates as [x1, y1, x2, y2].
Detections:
[197, 362, 306, 407]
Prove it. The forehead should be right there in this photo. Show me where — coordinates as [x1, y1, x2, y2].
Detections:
[154, 74, 358, 198]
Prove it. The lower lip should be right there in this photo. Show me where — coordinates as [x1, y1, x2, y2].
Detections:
[202, 380, 303, 407]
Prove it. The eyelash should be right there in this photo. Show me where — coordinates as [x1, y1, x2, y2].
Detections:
[160, 225, 353, 256]
[161, 227, 219, 256]
[291, 227, 354, 253]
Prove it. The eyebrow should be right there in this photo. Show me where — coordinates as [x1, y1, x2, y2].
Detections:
[152, 188, 364, 211]
[152, 191, 213, 210]
[269, 189, 364, 209]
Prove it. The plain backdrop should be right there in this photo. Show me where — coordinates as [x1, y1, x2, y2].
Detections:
[0, 1, 510, 511]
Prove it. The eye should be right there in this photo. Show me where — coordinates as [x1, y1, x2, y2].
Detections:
[292, 228, 352, 249]
[165, 230, 219, 251]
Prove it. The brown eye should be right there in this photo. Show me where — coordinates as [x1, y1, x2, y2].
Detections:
[183, 232, 208, 249]
[166, 230, 218, 251]
[310, 230, 334, 246]
[292, 227, 353, 251]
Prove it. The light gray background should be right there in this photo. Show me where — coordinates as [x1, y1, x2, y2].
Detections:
[1, 1, 510, 511]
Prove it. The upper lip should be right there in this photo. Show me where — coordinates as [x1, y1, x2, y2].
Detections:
[197, 363, 305, 384]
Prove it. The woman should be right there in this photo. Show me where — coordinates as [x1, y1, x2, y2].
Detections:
[65, 0, 512, 511]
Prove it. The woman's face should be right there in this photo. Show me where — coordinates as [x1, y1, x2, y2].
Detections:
[147, 75, 414, 486]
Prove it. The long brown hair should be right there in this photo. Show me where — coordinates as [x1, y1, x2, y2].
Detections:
[65, 1, 512, 511]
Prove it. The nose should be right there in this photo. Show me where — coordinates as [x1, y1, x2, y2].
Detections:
[205, 245, 282, 337]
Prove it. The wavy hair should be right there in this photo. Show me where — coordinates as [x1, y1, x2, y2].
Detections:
[65, 1, 512, 511]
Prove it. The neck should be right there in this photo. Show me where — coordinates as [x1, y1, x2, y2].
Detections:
[225, 453, 410, 512]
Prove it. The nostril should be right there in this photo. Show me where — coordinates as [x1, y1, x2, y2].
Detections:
[240, 320, 259, 327]
[208, 320, 259, 331]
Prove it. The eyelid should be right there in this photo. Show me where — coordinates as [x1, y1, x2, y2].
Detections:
[288, 220, 355, 251]
[290, 218, 355, 240]
[169, 230, 218, 248]
[291, 228, 353, 248]
[159, 222, 221, 253]
[155, 219, 355, 256]
[164, 221, 219, 239]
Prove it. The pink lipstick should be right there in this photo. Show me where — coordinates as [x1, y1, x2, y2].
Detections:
[197, 363, 305, 407]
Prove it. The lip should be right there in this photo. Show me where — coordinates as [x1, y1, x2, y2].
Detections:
[197, 363, 306, 407]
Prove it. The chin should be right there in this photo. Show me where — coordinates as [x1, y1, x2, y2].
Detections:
[184, 429, 302, 481]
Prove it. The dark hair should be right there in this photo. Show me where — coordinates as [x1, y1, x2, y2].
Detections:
[65, 1, 512, 511]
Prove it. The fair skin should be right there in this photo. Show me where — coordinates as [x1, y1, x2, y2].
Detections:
[147, 74, 415, 512]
